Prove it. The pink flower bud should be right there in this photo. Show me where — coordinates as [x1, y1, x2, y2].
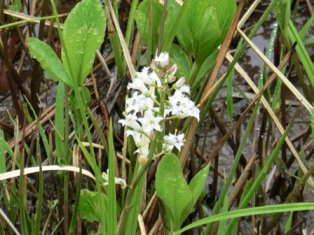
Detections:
[173, 77, 185, 89]
[169, 64, 177, 75]
[159, 85, 166, 92]
[168, 75, 176, 83]
[150, 60, 158, 69]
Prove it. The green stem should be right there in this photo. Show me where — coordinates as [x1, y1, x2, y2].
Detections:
[117, 132, 161, 235]
[147, 0, 153, 63]
[86, 107, 108, 153]
[124, 0, 139, 48]
[189, 62, 201, 89]
[68, 161, 83, 235]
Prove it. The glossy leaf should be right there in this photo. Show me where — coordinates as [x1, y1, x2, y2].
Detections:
[79, 189, 107, 223]
[161, 0, 181, 50]
[189, 163, 210, 206]
[177, 0, 236, 64]
[135, 0, 162, 53]
[156, 154, 193, 230]
[273, 0, 290, 31]
[28, 38, 72, 87]
[169, 44, 191, 78]
[174, 203, 314, 235]
[124, 161, 146, 235]
[107, 119, 117, 235]
[62, 0, 106, 86]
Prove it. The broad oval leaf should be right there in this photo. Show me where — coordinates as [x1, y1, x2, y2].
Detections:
[162, 0, 181, 50]
[28, 38, 73, 87]
[189, 163, 210, 207]
[169, 44, 191, 79]
[78, 189, 107, 223]
[62, 0, 106, 86]
[135, 0, 163, 53]
[156, 154, 193, 230]
[177, 0, 236, 64]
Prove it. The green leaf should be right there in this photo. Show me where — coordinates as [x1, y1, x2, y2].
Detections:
[226, 68, 235, 121]
[299, 14, 314, 40]
[79, 86, 91, 108]
[55, 82, 67, 164]
[9, 0, 21, 12]
[62, 0, 106, 86]
[273, 0, 290, 31]
[217, 183, 229, 235]
[0, 134, 7, 174]
[169, 44, 191, 78]
[79, 189, 107, 223]
[288, 20, 314, 88]
[135, 0, 162, 52]
[192, 50, 218, 91]
[284, 212, 293, 233]
[191, 4, 221, 64]
[177, 0, 236, 64]
[189, 164, 210, 206]
[311, 108, 314, 145]
[107, 119, 117, 235]
[156, 154, 193, 230]
[161, 0, 181, 50]
[124, 161, 146, 235]
[28, 38, 72, 87]
[174, 203, 314, 235]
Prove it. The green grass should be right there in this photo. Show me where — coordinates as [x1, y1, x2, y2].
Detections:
[0, 0, 314, 234]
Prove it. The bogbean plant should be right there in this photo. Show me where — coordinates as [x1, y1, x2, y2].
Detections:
[116, 53, 209, 234]
[2, 0, 313, 234]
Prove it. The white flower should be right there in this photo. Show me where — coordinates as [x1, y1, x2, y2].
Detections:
[162, 142, 174, 153]
[138, 109, 163, 134]
[102, 170, 127, 189]
[135, 147, 149, 165]
[164, 133, 185, 150]
[126, 129, 142, 146]
[148, 71, 162, 87]
[126, 91, 143, 113]
[119, 112, 142, 131]
[153, 52, 169, 68]
[138, 96, 154, 112]
[166, 90, 199, 121]
[128, 77, 149, 95]
[126, 92, 153, 114]
[166, 90, 186, 114]
[136, 67, 162, 88]
[179, 85, 190, 94]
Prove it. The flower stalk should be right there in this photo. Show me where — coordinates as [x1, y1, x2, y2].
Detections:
[117, 52, 200, 234]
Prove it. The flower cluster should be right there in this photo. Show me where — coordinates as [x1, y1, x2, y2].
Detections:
[102, 170, 127, 189]
[119, 52, 199, 164]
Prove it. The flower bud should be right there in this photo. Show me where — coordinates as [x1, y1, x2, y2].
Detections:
[169, 64, 177, 75]
[168, 75, 176, 83]
[173, 77, 186, 89]
[154, 52, 170, 68]
[138, 155, 148, 165]
[159, 85, 166, 92]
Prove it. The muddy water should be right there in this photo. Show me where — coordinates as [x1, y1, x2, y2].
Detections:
[197, 1, 314, 233]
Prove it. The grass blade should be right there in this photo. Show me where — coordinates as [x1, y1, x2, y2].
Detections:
[108, 118, 117, 235]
